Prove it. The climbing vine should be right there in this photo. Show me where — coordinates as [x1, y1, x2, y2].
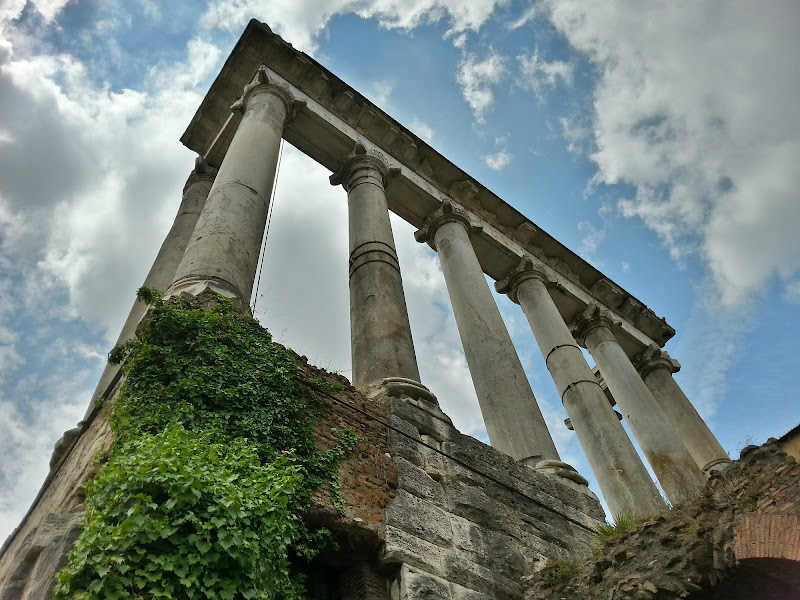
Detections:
[55, 290, 357, 600]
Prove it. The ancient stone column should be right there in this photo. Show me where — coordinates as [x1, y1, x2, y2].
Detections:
[88, 157, 216, 413]
[415, 201, 559, 465]
[168, 65, 298, 308]
[329, 143, 426, 397]
[496, 257, 664, 516]
[635, 345, 731, 476]
[573, 306, 705, 505]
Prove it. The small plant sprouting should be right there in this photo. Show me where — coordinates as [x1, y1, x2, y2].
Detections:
[594, 512, 641, 547]
[540, 558, 583, 587]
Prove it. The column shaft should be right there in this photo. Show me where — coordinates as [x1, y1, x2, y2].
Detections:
[639, 358, 730, 475]
[513, 275, 664, 516]
[341, 155, 421, 388]
[579, 317, 704, 504]
[169, 69, 293, 306]
[88, 162, 215, 412]
[417, 205, 559, 464]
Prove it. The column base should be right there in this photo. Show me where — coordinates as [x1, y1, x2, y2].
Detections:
[166, 276, 249, 314]
[534, 459, 597, 499]
[364, 377, 452, 426]
[702, 457, 732, 477]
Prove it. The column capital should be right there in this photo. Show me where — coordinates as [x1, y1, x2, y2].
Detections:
[494, 254, 551, 304]
[230, 65, 305, 122]
[183, 155, 218, 192]
[633, 343, 681, 378]
[413, 199, 483, 250]
[570, 303, 621, 347]
[329, 141, 400, 192]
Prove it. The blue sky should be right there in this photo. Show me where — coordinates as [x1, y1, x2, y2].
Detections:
[1, 0, 799, 537]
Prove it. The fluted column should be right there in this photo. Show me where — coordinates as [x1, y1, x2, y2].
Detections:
[87, 158, 216, 414]
[635, 345, 731, 476]
[573, 306, 705, 505]
[415, 201, 559, 465]
[168, 65, 300, 308]
[329, 143, 426, 396]
[497, 257, 664, 516]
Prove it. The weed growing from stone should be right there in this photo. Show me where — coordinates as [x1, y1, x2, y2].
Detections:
[540, 558, 584, 587]
[594, 513, 642, 548]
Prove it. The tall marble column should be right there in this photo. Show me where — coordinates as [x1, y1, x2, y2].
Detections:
[573, 306, 705, 505]
[415, 201, 559, 465]
[330, 144, 426, 398]
[168, 65, 298, 308]
[88, 157, 216, 414]
[497, 257, 664, 516]
[635, 345, 731, 475]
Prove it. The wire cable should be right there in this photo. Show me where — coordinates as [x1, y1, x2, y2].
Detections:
[252, 138, 284, 313]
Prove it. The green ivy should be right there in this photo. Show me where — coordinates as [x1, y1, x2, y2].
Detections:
[55, 290, 357, 600]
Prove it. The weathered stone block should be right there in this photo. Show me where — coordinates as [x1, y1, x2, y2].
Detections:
[484, 529, 526, 575]
[386, 490, 453, 547]
[420, 435, 447, 478]
[442, 550, 494, 594]
[398, 565, 452, 600]
[450, 514, 488, 555]
[381, 525, 444, 575]
[450, 582, 493, 600]
[389, 416, 424, 467]
[395, 457, 446, 503]
[389, 399, 454, 443]
[444, 481, 512, 529]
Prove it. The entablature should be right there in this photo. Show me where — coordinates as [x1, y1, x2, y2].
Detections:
[180, 19, 675, 356]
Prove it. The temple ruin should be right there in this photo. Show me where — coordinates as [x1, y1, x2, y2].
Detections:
[4, 19, 787, 600]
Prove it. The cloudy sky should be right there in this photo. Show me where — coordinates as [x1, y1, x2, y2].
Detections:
[1, 0, 799, 538]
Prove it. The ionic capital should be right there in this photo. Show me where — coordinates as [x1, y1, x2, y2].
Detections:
[183, 155, 218, 192]
[494, 254, 551, 304]
[230, 65, 305, 123]
[570, 303, 621, 347]
[633, 343, 681, 378]
[414, 199, 483, 250]
[329, 141, 400, 192]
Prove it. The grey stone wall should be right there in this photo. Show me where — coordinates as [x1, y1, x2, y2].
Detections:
[380, 397, 605, 600]
[0, 370, 605, 600]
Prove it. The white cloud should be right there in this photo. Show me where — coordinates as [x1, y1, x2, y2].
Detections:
[456, 48, 507, 123]
[542, 0, 800, 309]
[482, 150, 512, 171]
[577, 219, 606, 257]
[516, 48, 572, 101]
[0, 0, 70, 23]
[366, 80, 393, 107]
[672, 279, 753, 419]
[783, 280, 800, 305]
[558, 116, 592, 156]
[509, 4, 538, 30]
[200, 0, 508, 54]
[0, 366, 90, 539]
[0, 36, 222, 340]
[410, 118, 434, 142]
[481, 134, 513, 171]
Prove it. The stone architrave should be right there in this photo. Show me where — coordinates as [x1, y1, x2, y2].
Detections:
[168, 65, 301, 308]
[635, 345, 731, 475]
[330, 143, 427, 397]
[496, 257, 664, 517]
[573, 306, 705, 505]
[415, 201, 559, 465]
[87, 157, 217, 414]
